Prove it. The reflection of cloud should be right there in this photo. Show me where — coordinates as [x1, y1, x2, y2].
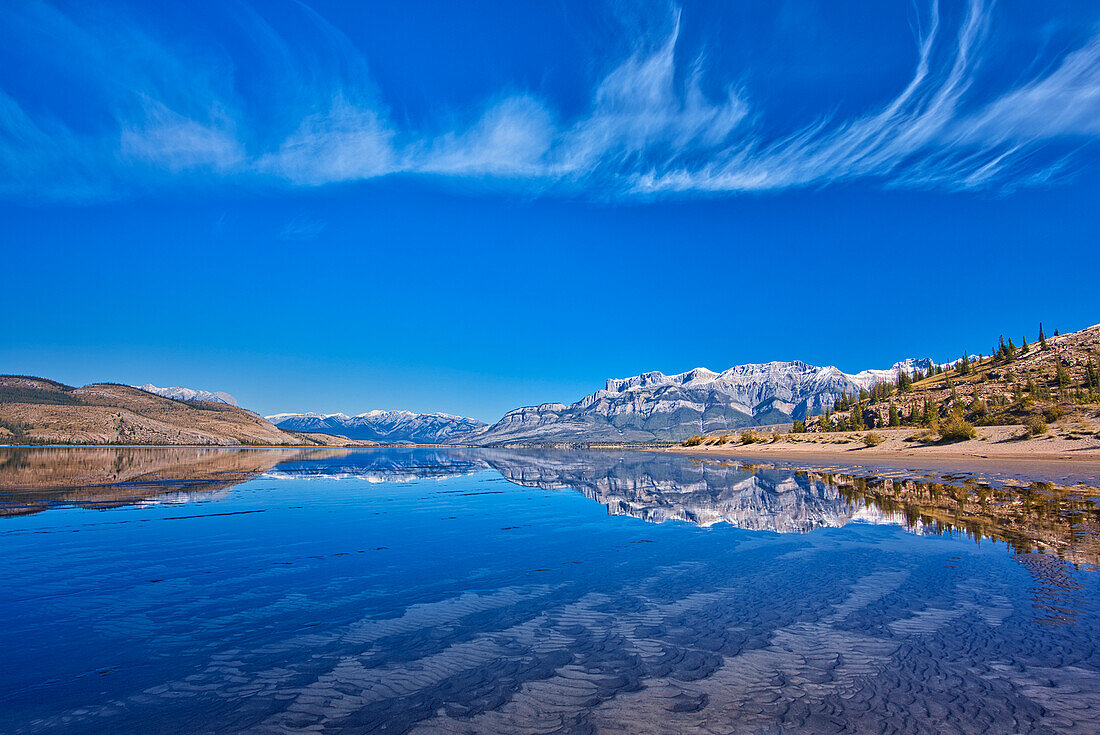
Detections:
[1, 1, 1098, 200]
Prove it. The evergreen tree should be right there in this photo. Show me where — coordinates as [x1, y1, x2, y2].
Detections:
[959, 352, 970, 375]
[1020, 336, 1029, 354]
[1056, 361, 1071, 387]
[1039, 323, 1047, 348]
[888, 401, 900, 426]
[1087, 355, 1098, 390]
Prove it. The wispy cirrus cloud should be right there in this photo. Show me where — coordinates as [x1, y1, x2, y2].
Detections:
[0, 0, 1097, 201]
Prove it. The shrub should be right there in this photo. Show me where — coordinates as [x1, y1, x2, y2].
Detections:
[1043, 405, 1065, 422]
[682, 435, 704, 447]
[938, 413, 977, 442]
[906, 429, 938, 443]
[1025, 416, 1048, 437]
[791, 419, 807, 433]
[739, 430, 760, 444]
[862, 432, 885, 447]
[715, 434, 730, 445]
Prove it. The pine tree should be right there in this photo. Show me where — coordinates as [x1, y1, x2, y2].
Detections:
[1039, 323, 1047, 349]
[1087, 355, 1098, 391]
[896, 372, 906, 393]
[888, 401, 900, 426]
[1020, 336, 1029, 355]
[959, 352, 970, 375]
[1056, 361, 1071, 387]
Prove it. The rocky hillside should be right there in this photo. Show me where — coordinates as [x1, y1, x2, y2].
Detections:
[0, 376, 366, 446]
[804, 323, 1100, 437]
[462, 358, 936, 445]
[266, 410, 486, 444]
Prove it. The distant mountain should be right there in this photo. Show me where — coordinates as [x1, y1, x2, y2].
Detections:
[266, 410, 487, 444]
[137, 384, 238, 407]
[462, 358, 937, 445]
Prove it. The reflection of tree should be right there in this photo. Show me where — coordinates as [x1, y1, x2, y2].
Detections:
[827, 471, 1100, 567]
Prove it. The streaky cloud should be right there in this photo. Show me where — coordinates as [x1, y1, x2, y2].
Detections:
[0, 0, 1097, 200]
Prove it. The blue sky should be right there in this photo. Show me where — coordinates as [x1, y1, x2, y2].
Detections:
[1, 0, 1098, 421]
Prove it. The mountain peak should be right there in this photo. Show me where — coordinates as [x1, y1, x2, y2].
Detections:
[465, 355, 937, 445]
[137, 384, 238, 407]
[267, 409, 486, 443]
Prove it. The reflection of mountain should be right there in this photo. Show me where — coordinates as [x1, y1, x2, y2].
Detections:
[3, 447, 1097, 566]
[0, 447, 353, 516]
[269, 448, 1100, 565]
[468, 450, 901, 533]
[258, 448, 904, 533]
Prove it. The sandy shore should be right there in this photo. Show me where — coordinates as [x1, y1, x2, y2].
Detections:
[659, 425, 1100, 485]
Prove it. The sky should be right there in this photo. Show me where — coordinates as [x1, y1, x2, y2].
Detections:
[1, 0, 1098, 422]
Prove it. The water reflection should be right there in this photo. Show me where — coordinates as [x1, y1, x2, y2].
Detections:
[264, 449, 1100, 568]
[0, 447, 352, 516]
[3, 447, 1097, 567]
[2, 447, 1100, 734]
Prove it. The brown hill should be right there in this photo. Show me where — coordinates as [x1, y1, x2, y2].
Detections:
[0, 376, 369, 447]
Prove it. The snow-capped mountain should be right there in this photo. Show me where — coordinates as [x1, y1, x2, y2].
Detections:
[463, 358, 936, 445]
[266, 410, 487, 444]
[137, 384, 238, 407]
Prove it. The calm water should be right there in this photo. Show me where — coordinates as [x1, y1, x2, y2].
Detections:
[1, 447, 1099, 734]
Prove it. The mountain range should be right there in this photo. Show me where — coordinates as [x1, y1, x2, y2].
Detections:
[459, 358, 937, 445]
[137, 384, 238, 406]
[266, 357, 937, 445]
[265, 410, 487, 444]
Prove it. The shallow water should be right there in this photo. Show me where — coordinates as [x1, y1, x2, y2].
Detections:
[1, 447, 1099, 734]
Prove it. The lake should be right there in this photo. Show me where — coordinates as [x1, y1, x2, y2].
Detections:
[1, 447, 1099, 734]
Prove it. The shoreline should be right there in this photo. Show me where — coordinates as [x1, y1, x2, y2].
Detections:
[653, 425, 1100, 485]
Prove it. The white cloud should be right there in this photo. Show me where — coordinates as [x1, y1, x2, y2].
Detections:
[955, 33, 1100, 144]
[257, 96, 397, 185]
[416, 96, 556, 177]
[120, 99, 245, 173]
